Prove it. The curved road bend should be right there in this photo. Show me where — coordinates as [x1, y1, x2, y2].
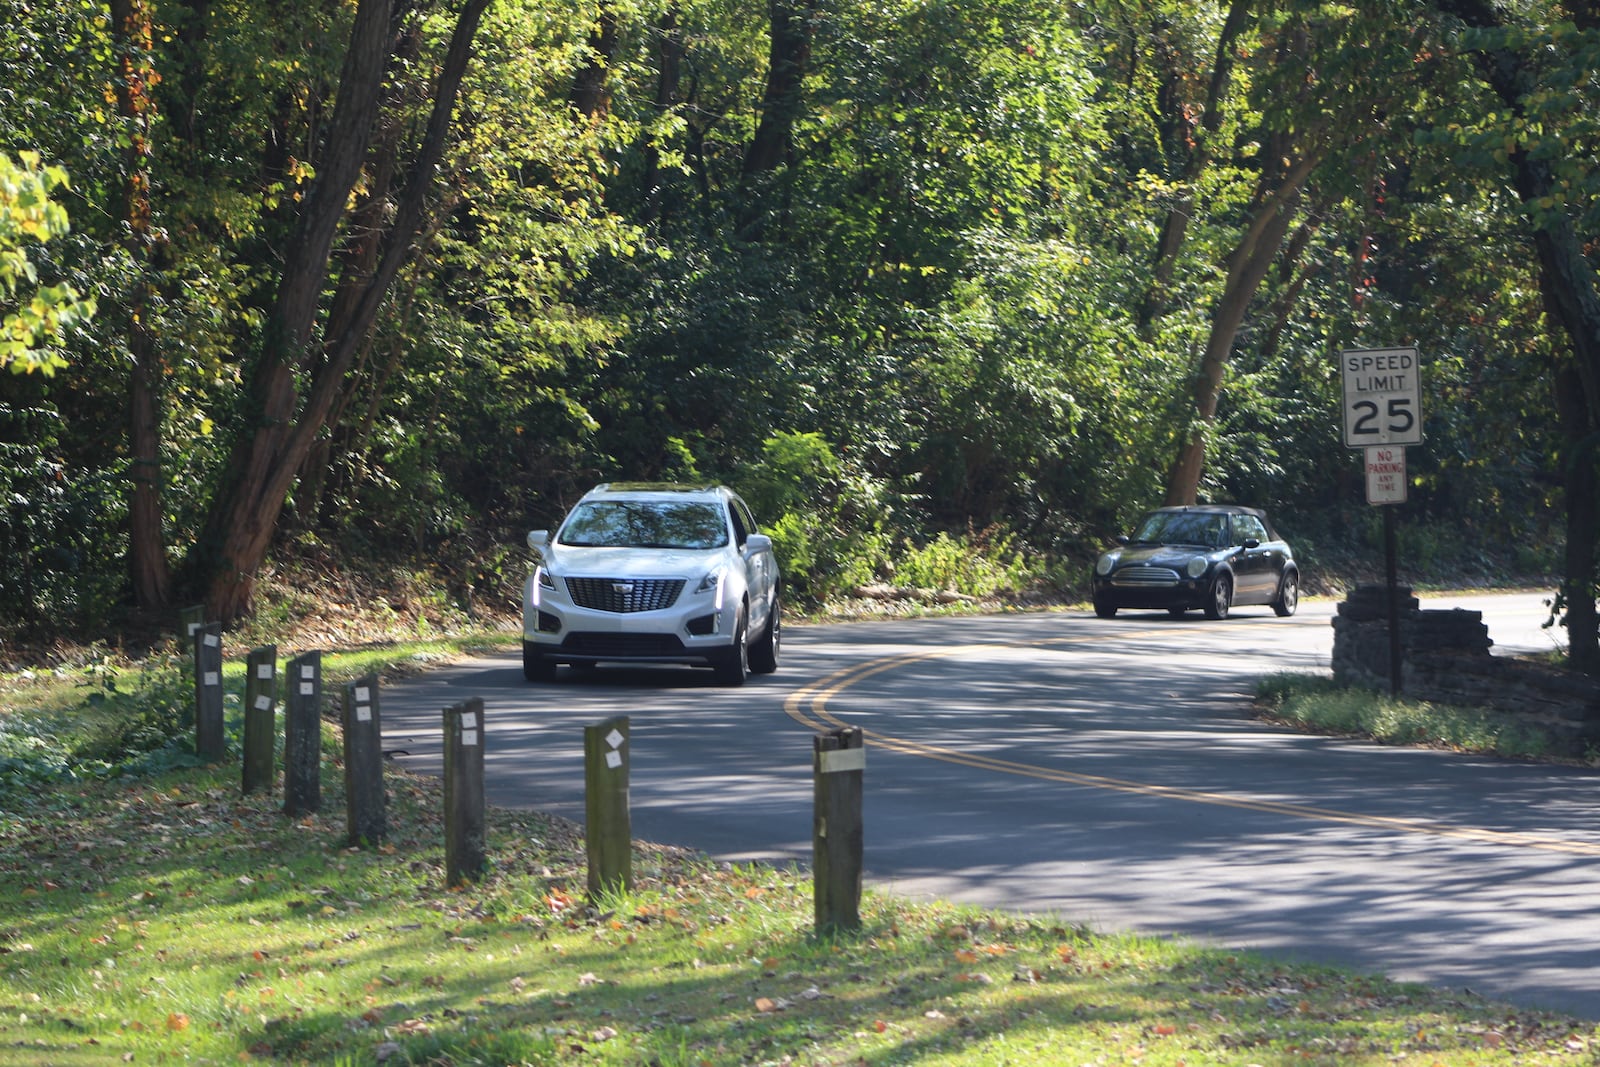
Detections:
[381, 592, 1600, 1017]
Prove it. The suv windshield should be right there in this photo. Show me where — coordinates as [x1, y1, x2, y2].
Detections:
[1132, 511, 1228, 549]
[557, 500, 729, 549]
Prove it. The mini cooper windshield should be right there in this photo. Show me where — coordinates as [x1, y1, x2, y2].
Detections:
[1130, 510, 1228, 549]
[558, 500, 729, 550]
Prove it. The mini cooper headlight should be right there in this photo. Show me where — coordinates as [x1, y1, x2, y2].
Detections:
[1095, 553, 1118, 576]
[1186, 556, 1208, 579]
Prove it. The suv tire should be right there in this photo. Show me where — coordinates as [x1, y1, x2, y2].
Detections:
[713, 606, 750, 686]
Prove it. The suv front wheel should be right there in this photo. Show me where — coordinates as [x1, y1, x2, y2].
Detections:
[749, 597, 780, 674]
[523, 641, 557, 682]
[713, 606, 750, 686]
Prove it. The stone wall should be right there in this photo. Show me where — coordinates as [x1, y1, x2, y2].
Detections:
[1331, 584, 1600, 757]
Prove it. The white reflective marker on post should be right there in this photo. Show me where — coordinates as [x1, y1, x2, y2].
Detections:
[819, 747, 866, 774]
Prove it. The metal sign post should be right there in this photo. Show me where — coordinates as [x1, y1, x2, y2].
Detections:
[1341, 348, 1422, 696]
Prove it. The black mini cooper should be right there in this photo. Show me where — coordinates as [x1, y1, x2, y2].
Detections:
[1091, 505, 1300, 620]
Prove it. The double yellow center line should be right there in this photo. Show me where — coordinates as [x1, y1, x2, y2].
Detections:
[785, 629, 1600, 858]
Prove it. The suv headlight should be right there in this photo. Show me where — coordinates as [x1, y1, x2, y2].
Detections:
[531, 565, 555, 607]
[1095, 553, 1118, 577]
[1186, 557, 1208, 579]
[694, 568, 727, 610]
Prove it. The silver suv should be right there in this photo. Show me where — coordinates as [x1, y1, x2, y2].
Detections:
[521, 483, 781, 685]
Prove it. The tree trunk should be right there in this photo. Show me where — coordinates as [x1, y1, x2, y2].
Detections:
[296, 23, 421, 528]
[1163, 148, 1317, 504]
[639, 6, 683, 224]
[570, 3, 619, 120]
[1139, 0, 1253, 331]
[190, 0, 490, 624]
[1435, 0, 1600, 672]
[739, 0, 817, 237]
[1555, 363, 1600, 673]
[112, 0, 172, 611]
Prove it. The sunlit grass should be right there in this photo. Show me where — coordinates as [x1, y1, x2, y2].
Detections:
[1256, 673, 1557, 761]
[0, 761, 1593, 1065]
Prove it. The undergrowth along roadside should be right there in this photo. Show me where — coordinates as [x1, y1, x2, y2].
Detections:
[0, 629, 518, 802]
[1254, 672, 1573, 763]
[1, 760, 1594, 1065]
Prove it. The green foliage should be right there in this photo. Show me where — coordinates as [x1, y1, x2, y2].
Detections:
[0, 648, 195, 800]
[0, 152, 93, 376]
[735, 431, 901, 605]
[0, 0, 1585, 643]
[0, 394, 129, 630]
[893, 529, 1037, 597]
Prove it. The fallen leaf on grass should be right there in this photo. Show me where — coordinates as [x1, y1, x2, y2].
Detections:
[166, 1012, 189, 1031]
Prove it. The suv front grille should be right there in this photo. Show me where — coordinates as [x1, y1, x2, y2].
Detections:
[565, 577, 685, 613]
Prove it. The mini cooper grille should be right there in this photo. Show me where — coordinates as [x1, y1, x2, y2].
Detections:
[1112, 566, 1181, 587]
[566, 577, 685, 613]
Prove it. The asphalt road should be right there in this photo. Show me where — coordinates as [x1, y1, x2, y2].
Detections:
[379, 591, 1600, 1018]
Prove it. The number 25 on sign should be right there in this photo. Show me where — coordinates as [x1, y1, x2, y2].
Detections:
[1340, 346, 1422, 448]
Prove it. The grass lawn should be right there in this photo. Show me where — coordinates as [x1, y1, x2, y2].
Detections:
[1, 760, 1596, 1064]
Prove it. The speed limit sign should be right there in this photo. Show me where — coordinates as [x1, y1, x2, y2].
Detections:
[1340, 347, 1422, 448]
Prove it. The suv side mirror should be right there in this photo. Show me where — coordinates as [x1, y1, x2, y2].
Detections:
[744, 533, 773, 554]
[527, 530, 549, 552]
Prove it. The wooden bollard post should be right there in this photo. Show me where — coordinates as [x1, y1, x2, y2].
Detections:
[444, 698, 486, 887]
[342, 675, 387, 847]
[283, 652, 322, 817]
[584, 716, 631, 902]
[242, 646, 277, 795]
[813, 726, 865, 935]
[192, 623, 225, 762]
[179, 604, 207, 644]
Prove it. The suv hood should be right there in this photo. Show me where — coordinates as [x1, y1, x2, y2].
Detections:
[546, 545, 724, 577]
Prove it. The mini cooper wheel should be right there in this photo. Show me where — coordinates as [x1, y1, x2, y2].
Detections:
[1093, 599, 1118, 619]
[1203, 574, 1232, 620]
[1272, 572, 1300, 617]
